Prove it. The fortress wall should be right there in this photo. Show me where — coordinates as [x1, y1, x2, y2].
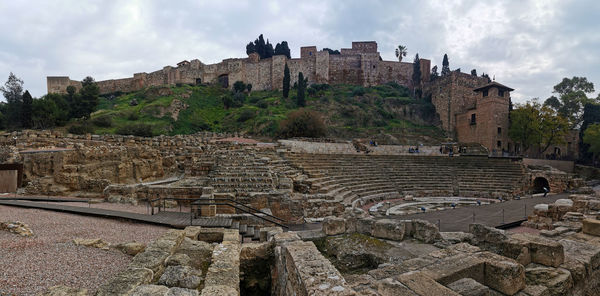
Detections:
[315, 51, 330, 84]
[328, 54, 362, 85]
[46, 77, 82, 94]
[48, 42, 431, 94]
[377, 61, 412, 87]
[271, 55, 286, 90]
[429, 72, 488, 134]
[96, 77, 137, 94]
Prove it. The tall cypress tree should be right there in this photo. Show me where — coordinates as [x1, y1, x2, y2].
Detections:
[297, 72, 306, 107]
[283, 64, 290, 98]
[21, 90, 33, 128]
[441, 54, 450, 76]
[412, 54, 422, 98]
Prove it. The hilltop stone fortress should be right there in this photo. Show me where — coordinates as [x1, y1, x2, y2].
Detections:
[47, 41, 431, 95]
[45, 41, 559, 155]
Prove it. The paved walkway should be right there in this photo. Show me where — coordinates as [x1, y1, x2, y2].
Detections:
[0, 200, 229, 228]
[386, 194, 567, 232]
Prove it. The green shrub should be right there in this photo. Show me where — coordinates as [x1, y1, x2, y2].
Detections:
[92, 115, 112, 127]
[237, 109, 256, 122]
[127, 111, 139, 121]
[256, 100, 269, 109]
[116, 123, 153, 137]
[310, 84, 330, 91]
[68, 123, 94, 135]
[277, 109, 326, 138]
[352, 87, 366, 97]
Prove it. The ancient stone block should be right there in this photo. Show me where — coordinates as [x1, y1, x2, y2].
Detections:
[165, 254, 192, 267]
[203, 241, 241, 294]
[475, 252, 526, 295]
[96, 267, 154, 296]
[511, 233, 564, 267]
[447, 277, 491, 296]
[113, 241, 146, 256]
[397, 271, 461, 295]
[377, 278, 417, 296]
[411, 220, 442, 243]
[131, 284, 170, 296]
[525, 265, 573, 296]
[183, 226, 202, 240]
[582, 219, 600, 236]
[41, 285, 88, 296]
[168, 287, 199, 296]
[130, 250, 170, 281]
[323, 216, 347, 236]
[372, 219, 405, 241]
[158, 265, 202, 289]
[175, 237, 213, 270]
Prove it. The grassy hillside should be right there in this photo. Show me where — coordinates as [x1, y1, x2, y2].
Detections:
[83, 82, 445, 144]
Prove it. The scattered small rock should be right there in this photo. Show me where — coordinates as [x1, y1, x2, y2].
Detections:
[40, 285, 88, 296]
[72, 238, 110, 250]
[113, 241, 146, 256]
[0, 221, 33, 237]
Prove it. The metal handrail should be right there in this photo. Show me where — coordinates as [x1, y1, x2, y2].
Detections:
[147, 197, 288, 228]
[191, 198, 286, 222]
[192, 201, 288, 229]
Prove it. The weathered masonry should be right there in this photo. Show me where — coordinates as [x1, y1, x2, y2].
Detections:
[47, 41, 431, 95]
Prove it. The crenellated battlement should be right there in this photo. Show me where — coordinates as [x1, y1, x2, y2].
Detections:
[47, 41, 431, 95]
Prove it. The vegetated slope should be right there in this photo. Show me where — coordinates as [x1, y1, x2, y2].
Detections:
[89, 82, 445, 144]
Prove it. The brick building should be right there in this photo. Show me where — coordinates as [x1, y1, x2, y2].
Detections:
[427, 72, 514, 154]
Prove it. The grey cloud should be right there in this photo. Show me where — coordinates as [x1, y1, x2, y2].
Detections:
[0, 0, 598, 103]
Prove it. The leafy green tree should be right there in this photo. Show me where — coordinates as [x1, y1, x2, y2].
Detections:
[0, 72, 24, 129]
[246, 34, 277, 59]
[395, 45, 407, 62]
[0, 103, 6, 130]
[323, 48, 340, 55]
[544, 76, 597, 128]
[509, 100, 570, 155]
[277, 109, 326, 138]
[579, 102, 600, 163]
[246, 42, 255, 55]
[76, 76, 99, 119]
[274, 41, 291, 58]
[430, 65, 439, 81]
[441, 54, 450, 76]
[233, 81, 246, 93]
[471, 69, 477, 76]
[32, 96, 60, 129]
[583, 123, 600, 164]
[296, 72, 306, 107]
[412, 54, 422, 98]
[21, 90, 33, 128]
[283, 64, 290, 98]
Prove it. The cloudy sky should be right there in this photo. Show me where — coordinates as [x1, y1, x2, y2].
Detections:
[0, 0, 598, 103]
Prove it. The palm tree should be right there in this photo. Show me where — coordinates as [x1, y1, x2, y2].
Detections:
[395, 45, 407, 62]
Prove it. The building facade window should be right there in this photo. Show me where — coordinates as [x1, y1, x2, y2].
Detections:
[497, 141, 502, 148]
[470, 114, 476, 125]
[497, 127, 502, 135]
[498, 89, 505, 97]
[483, 90, 488, 97]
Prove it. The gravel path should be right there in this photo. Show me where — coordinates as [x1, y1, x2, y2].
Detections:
[0, 205, 169, 296]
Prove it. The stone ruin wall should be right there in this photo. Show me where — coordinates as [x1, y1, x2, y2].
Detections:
[0, 130, 245, 198]
[47, 41, 430, 95]
[426, 72, 489, 135]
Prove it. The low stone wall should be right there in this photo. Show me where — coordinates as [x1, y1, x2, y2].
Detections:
[278, 140, 443, 156]
[271, 232, 355, 295]
[322, 216, 443, 244]
[524, 158, 575, 173]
